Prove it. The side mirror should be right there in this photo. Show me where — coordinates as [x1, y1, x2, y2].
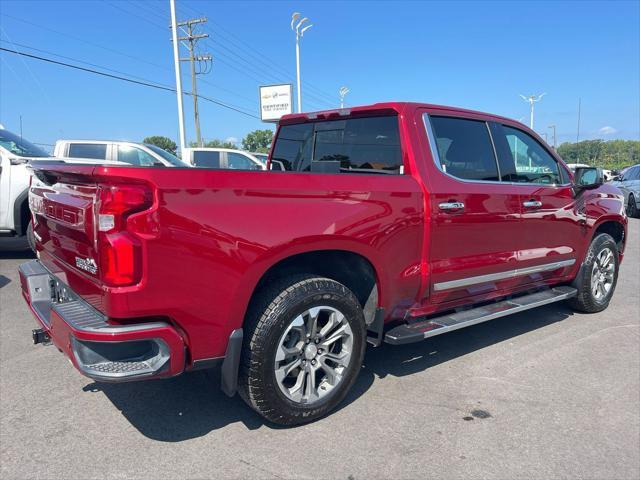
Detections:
[574, 167, 603, 190]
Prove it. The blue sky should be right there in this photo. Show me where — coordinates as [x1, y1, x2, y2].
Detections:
[1, 0, 638, 150]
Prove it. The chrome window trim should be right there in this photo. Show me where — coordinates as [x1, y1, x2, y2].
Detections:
[433, 259, 576, 292]
[421, 113, 573, 188]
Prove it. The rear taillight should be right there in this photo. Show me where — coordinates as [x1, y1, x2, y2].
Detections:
[96, 185, 153, 287]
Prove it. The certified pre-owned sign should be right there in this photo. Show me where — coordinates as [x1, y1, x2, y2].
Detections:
[259, 84, 293, 122]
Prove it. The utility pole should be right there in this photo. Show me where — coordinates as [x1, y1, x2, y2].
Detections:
[176, 17, 211, 147]
[19, 115, 23, 140]
[169, 0, 186, 153]
[519, 93, 546, 129]
[576, 97, 581, 143]
[548, 124, 557, 149]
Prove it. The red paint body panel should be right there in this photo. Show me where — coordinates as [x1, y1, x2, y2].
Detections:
[25, 102, 628, 373]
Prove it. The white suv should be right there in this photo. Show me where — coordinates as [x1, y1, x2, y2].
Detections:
[0, 129, 52, 250]
[54, 140, 187, 167]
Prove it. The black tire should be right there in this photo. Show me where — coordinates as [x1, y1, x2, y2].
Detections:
[568, 233, 619, 313]
[627, 194, 639, 218]
[26, 222, 36, 254]
[238, 275, 366, 426]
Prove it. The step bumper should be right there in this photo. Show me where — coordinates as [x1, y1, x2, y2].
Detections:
[19, 260, 186, 382]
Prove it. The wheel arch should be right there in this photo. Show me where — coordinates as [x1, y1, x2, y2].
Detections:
[13, 187, 30, 236]
[238, 247, 382, 329]
[591, 218, 626, 255]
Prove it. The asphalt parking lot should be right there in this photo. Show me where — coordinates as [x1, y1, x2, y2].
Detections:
[1, 220, 638, 480]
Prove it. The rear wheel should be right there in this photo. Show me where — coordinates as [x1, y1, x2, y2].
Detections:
[568, 233, 619, 313]
[627, 194, 638, 218]
[238, 275, 366, 426]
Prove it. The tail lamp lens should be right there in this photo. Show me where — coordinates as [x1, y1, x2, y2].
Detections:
[96, 185, 152, 287]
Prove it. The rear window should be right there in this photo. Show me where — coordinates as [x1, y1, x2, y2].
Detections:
[68, 143, 107, 160]
[193, 151, 221, 168]
[271, 115, 402, 174]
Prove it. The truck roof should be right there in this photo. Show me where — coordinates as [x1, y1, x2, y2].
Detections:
[279, 101, 521, 126]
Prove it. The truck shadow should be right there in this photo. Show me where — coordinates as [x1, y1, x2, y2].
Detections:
[85, 303, 573, 442]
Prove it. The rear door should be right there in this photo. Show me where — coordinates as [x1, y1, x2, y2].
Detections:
[423, 112, 524, 305]
[490, 123, 581, 276]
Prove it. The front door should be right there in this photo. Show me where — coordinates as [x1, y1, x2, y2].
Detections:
[491, 123, 582, 277]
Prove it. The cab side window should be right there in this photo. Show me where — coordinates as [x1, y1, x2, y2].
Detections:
[227, 152, 257, 170]
[193, 151, 221, 168]
[502, 126, 562, 184]
[429, 116, 500, 181]
[117, 146, 157, 166]
[68, 143, 107, 160]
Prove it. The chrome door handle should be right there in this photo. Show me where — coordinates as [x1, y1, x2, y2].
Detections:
[523, 200, 542, 209]
[438, 201, 465, 211]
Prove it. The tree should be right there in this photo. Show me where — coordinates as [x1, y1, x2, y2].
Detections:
[189, 139, 236, 149]
[142, 136, 177, 155]
[242, 129, 273, 153]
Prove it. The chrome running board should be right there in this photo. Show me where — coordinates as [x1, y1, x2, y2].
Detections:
[384, 286, 577, 345]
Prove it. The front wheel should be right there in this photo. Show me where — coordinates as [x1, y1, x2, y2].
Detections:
[238, 275, 366, 426]
[568, 233, 619, 313]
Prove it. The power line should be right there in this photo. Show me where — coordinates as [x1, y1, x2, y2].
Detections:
[180, 1, 337, 105]
[0, 46, 260, 119]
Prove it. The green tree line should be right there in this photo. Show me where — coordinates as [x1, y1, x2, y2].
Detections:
[557, 139, 639, 170]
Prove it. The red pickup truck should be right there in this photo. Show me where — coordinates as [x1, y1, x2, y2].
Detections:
[20, 102, 627, 425]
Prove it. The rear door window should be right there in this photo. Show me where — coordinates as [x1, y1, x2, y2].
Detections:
[271, 115, 402, 174]
[428, 116, 499, 181]
[67, 143, 107, 160]
[193, 151, 221, 168]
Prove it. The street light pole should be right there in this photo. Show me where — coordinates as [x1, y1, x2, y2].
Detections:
[169, 0, 186, 153]
[519, 93, 546, 130]
[291, 12, 312, 113]
[339, 86, 349, 108]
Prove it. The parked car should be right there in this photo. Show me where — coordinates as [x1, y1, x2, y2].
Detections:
[0, 128, 51, 250]
[54, 140, 186, 167]
[21, 102, 627, 426]
[566, 163, 613, 182]
[181, 147, 265, 170]
[612, 164, 640, 217]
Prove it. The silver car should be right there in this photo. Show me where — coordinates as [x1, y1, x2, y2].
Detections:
[613, 164, 640, 218]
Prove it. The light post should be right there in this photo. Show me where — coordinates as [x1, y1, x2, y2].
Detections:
[548, 124, 557, 149]
[291, 12, 313, 113]
[519, 93, 546, 129]
[339, 86, 349, 108]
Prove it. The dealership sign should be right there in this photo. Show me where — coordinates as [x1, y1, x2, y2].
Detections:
[259, 84, 293, 122]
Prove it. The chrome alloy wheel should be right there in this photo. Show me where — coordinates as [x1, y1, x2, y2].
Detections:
[274, 306, 353, 404]
[591, 247, 615, 302]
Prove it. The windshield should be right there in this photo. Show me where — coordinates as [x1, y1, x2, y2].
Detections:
[144, 144, 186, 166]
[0, 129, 49, 157]
[252, 153, 268, 164]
